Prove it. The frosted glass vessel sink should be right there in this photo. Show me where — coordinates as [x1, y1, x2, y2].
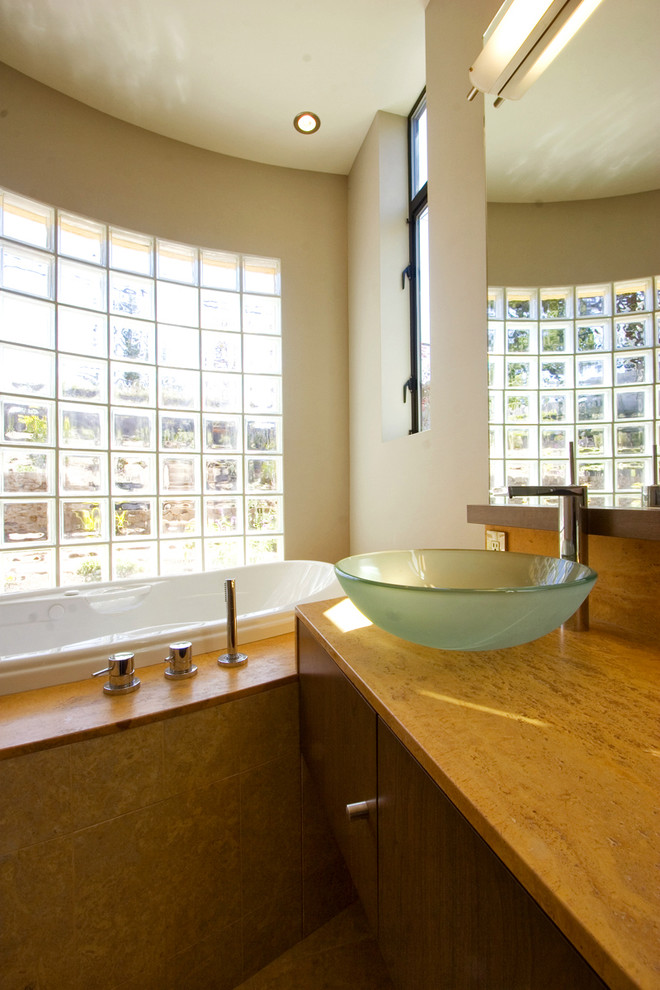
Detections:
[334, 550, 597, 651]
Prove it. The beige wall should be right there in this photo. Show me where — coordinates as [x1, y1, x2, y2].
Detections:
[488, 189, 660, 286]
[347, 0, 492, 554]
[0, 62, 350, 564]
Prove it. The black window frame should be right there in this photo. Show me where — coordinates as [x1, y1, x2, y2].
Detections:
[406, 89, 428, 435]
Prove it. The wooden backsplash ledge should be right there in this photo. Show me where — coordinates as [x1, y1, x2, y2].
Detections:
[467, 506, 660, 644]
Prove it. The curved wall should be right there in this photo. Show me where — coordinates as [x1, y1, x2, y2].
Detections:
[0, 62, 350, 564]
[487, 190, 660, 287]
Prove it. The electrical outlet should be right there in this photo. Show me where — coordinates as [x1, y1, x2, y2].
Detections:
[486, 529, 507, 551]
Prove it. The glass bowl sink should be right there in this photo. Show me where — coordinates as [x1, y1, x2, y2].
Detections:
[334, 549, 597, 651]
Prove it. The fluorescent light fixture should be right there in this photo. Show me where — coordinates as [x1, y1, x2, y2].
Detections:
[467, 0, 604, 105]
[293, 111, 321, 134]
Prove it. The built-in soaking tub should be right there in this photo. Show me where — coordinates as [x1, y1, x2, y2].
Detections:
[0, 560, 343, 696]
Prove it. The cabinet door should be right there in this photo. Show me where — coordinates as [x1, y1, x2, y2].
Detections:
[378, 720, 608, 990]
[298, 621, 378, 932]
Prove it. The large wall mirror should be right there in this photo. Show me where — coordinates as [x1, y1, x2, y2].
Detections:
[484, 0, 660, 507]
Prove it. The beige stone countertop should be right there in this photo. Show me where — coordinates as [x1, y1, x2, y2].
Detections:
[296, 600, 659, 990]
[0, 633, 296, 760]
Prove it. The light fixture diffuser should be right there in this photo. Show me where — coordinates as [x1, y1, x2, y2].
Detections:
[293, 112, 321, 134]
[467, 0, 604, 105]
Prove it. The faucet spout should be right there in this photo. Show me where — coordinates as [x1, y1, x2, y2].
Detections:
[507, 485, 589, 631]
[218, 578, 248, 667]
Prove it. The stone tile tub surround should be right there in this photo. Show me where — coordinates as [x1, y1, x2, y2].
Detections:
[0, 641, 313, 990]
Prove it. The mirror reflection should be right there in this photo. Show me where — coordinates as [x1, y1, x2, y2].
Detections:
[485, 0, 660, 507]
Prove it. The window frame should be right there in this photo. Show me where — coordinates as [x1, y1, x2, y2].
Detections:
[406, 90, 429, 435]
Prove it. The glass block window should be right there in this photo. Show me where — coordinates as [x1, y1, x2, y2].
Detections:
[488, 277, 659, 507]
[0, 188, 283, 594]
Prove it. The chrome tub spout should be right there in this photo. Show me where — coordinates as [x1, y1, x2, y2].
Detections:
[218, 578, 248, 666]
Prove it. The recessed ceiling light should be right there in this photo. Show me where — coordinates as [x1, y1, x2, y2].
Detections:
[293, 112, 321, 134]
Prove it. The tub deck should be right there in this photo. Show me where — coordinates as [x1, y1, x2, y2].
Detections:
[0, 633, 297, 760]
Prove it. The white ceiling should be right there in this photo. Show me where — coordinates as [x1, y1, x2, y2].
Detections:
[0, 0, 658, 202]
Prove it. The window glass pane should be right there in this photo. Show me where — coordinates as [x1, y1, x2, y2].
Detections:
[246, 456, 281, 492]
[160, 538, 201, 574]
[243, 334, 281, 374]
[58, 258, 106, 311]
[58, 306, 108, 357]
[614, 278, 652, 314]
[2, 499, 52, 545]
[202, 372, 242, 412]
[245, 416, 281, 453]
[60, 404, 106, 449]
[205, 496, 243, 536]
[60, 498, 106, 542]
[157, 280, 198, 327]
[159, 413, 199, 450]
[417, 207, 430, 432]
[111, 408, 154, 450]
[205, 536, 244, 569]
[2, 547, 55, 593]
[111, 453, 156, 494]
[159, 497, 200, 537]
[113, 498, 154, 539]
[200, 250, 239, 291]
[204, 455, 241, 493]
[247, 534, 283, 564]
[2, 193, 53, 248]
[3, 398, 54, 445]
[157, 240, 197, 284]
[201, 330, 241, 373]
[244, 375, 281, 414]
[60, 544, 109, 585]
[243, 294, 280, 335]
[58, 212, 106, 265]
[111, 363, 156, 407]
[112, 542, 158, 580]
[111, 317, 155, 364]
[243, 256, 281, 295]
[161, 455, 199, 493]
[2, 242, 54, 298]
[60, 452, 105, 494]
[2, 450, 52, 495]
[110, 227, 154, 275]
[0, 291, 55, 348]
[410, 98, 427, 196]
[246, 495, 282, 533]
[58, 354, 107, 404]
[204, 415, 242, 452]
[110, 271, 155, 320]
[158, 369, 200, 411]
[158, 324, 200, 368]
[1, 343, 55, 398]
[200, 288, 241, 331]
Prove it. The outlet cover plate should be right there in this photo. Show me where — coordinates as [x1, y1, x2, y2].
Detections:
[486, 529, 507, 551]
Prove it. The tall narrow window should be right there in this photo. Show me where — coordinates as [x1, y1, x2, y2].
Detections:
[0, 188, 284, 594]
[407, 91, 430, 433]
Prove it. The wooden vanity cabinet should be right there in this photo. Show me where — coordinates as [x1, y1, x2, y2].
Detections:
[298, 621, 378, 931]
[378, 719, 607, 989]
[297, 621, 608, 989]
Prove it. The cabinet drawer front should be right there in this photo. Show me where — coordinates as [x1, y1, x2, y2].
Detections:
[377, 720, 607, 990]
[298, 621, 378, 932]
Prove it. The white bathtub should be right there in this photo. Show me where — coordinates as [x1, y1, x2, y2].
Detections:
[0, 560, 343, 695]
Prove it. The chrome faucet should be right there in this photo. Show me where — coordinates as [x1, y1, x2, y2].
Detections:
[507, 484, 589, 631]
[643, 444, 660, 506]
[218, 577, 248, 667]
